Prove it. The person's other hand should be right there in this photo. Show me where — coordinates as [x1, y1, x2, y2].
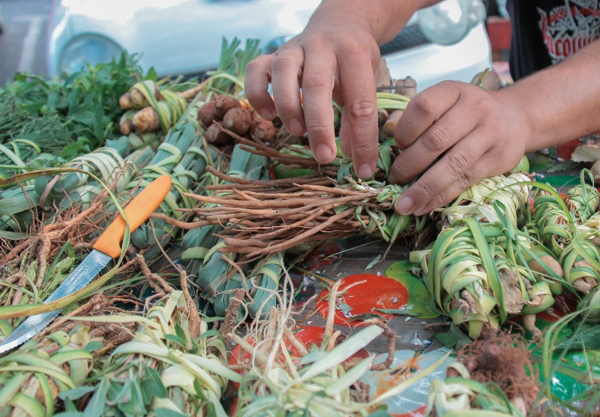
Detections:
[245, 22, 381, 180]
[389, 81, 532, 216]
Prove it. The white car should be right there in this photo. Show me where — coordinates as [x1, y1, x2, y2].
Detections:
[47, 0, 492, 91]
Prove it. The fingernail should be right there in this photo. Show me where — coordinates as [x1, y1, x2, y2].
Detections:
[395, 196, 414, 215]
[388, 172, 397, 184]
[357, 164, 373, 180]
[288, 119, 304, 136]
[315, 144, 333, 163]
[260, 108, 275, 120]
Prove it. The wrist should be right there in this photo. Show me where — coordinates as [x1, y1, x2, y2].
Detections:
[308, 0, 421, 44]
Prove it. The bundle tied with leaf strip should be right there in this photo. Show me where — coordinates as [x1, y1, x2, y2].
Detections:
[437, 172, 531, 230]
[178, 171, 427, 263]
[77, 290, 240, 416]
[411, 217, 558, 339]
[534, 180, 600, 294]
[180, 144, 274, 316]
[119, 80, 189, 134]
[0, 326, 93, 416]
[533, 181, 599, 257]
[122, 122, 220, 262]
[0, 132, 158, 240]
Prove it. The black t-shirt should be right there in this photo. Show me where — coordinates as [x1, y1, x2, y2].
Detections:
[507, 0, 600, 81]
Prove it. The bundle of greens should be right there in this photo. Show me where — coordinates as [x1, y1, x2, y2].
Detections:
[437, 172, 531, 229]
[78, 291, 240, 416]
[0, 326, 93, 416]
[180, 144, 268, 313]
[411, 218, 556, 339]
[1, 53, 146, 160]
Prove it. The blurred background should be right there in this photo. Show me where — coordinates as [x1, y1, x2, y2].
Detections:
[0, 0, 512, 88]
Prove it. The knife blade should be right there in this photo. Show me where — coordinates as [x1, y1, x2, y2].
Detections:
[0, 175, 172, 354]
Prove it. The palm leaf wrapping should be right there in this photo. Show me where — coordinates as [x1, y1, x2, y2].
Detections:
[0, 326, 93, 417]
[0, 139, 41, 179]
[0, 134, 155, 236]
[78, 291, 240, 416]
[437, 172, 531, 229]
[119, 80, 193, 135]
[125, 122, 219, 262]
[427, 363, 527, 417]
[181, 144, 272, 316]
[412, 216, 556, 339]
[534, 183, 600, 294]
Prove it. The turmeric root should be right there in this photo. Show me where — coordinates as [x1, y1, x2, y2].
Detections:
[250, 118, 277, 142]
[215, 95, 241, 118]
[205, 123, 233, 146]
[223, 107, 253, 135]
[132, 107, 160, 133]
[197, 101, 220, 127]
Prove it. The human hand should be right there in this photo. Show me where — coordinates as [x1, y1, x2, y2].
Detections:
[244, 22, 382, 179]
[389, 81, 532, 216]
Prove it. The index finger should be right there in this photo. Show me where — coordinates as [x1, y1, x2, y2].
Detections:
[245, 54, 276, 120]
[394, 81, 461, 150]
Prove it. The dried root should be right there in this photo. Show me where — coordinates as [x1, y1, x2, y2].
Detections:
[452, 332, 540, 415]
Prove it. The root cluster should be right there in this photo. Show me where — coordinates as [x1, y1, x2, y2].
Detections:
[451, 332, 540, 414]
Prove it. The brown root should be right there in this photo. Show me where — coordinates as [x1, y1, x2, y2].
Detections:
[215, 95, 241, 118]
[205, 123, 233, 146]
[455, 332, 540, 414]
[223, 107, 253, 135]
[119, 117, 135, 135]
[132, 106, 160, 132]
[250, 117, 277, 143]
[395, 76, 417, 99]
[119, 92, 133, 109]
[528, 255, 564, 279]
[221, 288, 245, 338]
[197, 100, 220, 127]
[377, 109, 389, 127]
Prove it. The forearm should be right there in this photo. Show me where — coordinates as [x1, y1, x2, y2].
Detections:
[500, 39, 600, 152]
[307, 0, 441, 45]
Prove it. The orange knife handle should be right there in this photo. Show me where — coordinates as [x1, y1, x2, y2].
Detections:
[93, 175, 172, 259]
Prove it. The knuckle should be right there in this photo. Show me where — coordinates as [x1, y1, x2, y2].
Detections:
[339, 41, 368, 58]
[306, 122, 332, 138]
[445, 149, 470, 176]
[421, 126, 449, 154]
[432, 191, 448, 208]
[455, 173, 472, 190]
[390, 161, 408, 182]
[352, 140, 377, 158]
[271, 55, 297, 73]
[410, 94, 436, 118]
[302, 73, 331, 92]
[274, 98, 298, 115]
[348, 98, 376, 121]
[415, 181, 436, 200]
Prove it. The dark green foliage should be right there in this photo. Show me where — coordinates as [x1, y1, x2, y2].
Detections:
[0, 52, 146, 161]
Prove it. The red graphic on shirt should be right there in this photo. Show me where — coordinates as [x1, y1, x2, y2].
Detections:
[538, 1, 600, 62]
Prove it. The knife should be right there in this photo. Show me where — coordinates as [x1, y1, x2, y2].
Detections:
[0, 175, 172, 354]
